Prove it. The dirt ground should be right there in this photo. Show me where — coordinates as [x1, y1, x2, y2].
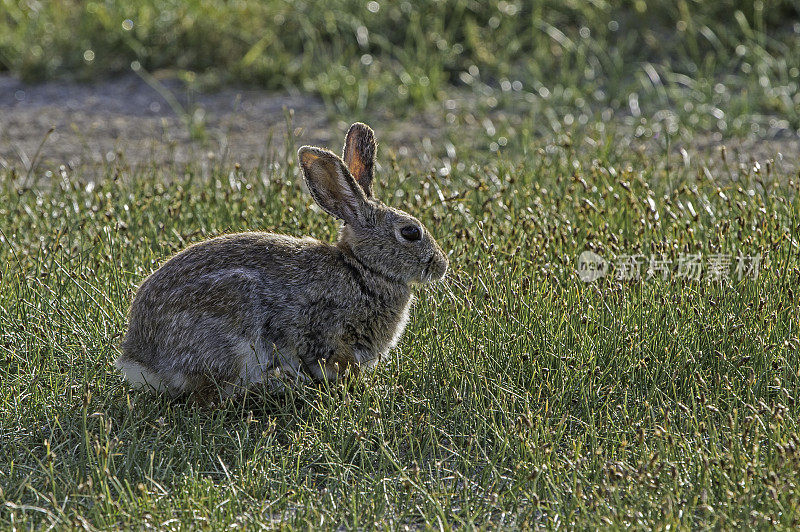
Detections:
[0, 74, 339, 174]
[0, 73, 445, 177]
[1, 73, 797, 179]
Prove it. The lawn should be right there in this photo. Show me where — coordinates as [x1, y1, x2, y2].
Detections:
[2, 0, 800, 529]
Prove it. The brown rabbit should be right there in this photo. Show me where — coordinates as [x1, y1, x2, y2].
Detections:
[117, 123, 448, 399]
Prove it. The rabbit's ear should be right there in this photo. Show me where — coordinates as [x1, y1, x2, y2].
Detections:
[298, 146, 368, 224]
[342, 122, 376, 198]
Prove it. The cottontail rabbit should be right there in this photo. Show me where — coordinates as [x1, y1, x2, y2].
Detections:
[117, 123, 448, 400]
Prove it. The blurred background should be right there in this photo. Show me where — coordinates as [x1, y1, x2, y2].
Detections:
[1, 0, 799, 171]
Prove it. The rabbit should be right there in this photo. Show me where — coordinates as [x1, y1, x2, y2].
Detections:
[116, 122, 449, 401]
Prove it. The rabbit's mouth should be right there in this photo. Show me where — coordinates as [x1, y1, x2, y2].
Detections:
[421, 254, 448, 283]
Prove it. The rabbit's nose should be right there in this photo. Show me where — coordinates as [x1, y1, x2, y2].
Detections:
[430, 253, 448, 281]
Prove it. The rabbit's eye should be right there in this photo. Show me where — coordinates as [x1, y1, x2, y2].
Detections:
[400, 225, 421, 242]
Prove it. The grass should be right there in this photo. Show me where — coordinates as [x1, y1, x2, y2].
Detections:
[1, 114, 799, 528]
[2, 0, 800, 129]
[2, 0, 800, 529]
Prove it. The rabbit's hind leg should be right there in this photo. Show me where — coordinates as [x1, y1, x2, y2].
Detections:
[234, 337, 277, 388]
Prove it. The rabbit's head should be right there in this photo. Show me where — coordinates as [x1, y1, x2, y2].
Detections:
[298, 123, 448, 285]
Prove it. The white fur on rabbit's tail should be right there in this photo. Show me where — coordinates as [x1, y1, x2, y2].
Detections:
[115, 357, 185, 394]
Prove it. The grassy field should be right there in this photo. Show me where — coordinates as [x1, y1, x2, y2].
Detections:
[3, 0, 800, 127]
[2, 0, 800, 529]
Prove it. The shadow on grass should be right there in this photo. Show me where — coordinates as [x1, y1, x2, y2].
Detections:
[0, 376, 367, 520]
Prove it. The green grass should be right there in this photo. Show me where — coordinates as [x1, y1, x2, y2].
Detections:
[3, 0, 800, 529]
[2, 0, 800, 128]
[1, 115, 800, 528]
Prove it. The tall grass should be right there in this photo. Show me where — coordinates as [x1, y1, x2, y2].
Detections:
[2, 1, 800, 528]
[1, 119, 799, 527]
[2, 0, 799, 124]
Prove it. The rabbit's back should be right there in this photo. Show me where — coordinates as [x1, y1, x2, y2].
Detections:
[119, 233, 342, 394]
